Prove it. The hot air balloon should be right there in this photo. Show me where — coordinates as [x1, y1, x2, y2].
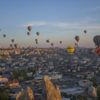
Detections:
[75, 36, 80, 47]
[10, 44, 13, 48]
[11, 39, 14, 43]
[75, 36, 80, 42]
[51, 43, 54, 47]
[84, 30, 87, 34]
[36, 32, 40, 36]
[3, 34, 6, 38]
[14, 43, 18, 48]
[59, 41, 62, 44]
[46, 40, 50, 43]
[27, 26, 32, 32]
[93, 35, 100, 47]
[35, 39, 38, 44]
[67, 46, 75, 54]
[95, 47, 100, 56]
[75, 43, 77, 46]
[27, 32, 30, 36]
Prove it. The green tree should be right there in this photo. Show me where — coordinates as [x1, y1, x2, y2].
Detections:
[0, 88, 9, 100]
[97, 86, 100, 100]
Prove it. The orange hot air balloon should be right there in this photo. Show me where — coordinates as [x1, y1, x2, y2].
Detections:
[27, 26, 32, 32]
[75, 36, 80, 42]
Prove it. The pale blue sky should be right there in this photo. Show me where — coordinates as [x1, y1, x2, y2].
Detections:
[0, 0, 100, 48]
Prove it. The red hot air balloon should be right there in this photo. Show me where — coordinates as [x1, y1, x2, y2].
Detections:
[95, 47, 100, 56]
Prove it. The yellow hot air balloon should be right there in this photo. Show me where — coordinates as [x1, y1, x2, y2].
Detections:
[67, 46, 75, 54]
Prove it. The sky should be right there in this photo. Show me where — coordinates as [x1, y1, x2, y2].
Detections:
[0, 0, 100, 48]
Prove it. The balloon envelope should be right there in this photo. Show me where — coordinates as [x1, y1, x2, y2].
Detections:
[93, 35, 100, 47]
[67, 46, 75, 54]
[46, 40, 50, 43]
[95, 47, 100, 56]
[10, 44, 13, 48]
[35, 39, 38, 44]
[75, 36, 80, 42]
[27, 32, 30, 35]
[59, 41, 62, 44]
[14, 44, 18, 48]
[3, 34, 6, 38]
[51, 43, 54, 47]
[36, 32, 40, 36]
[27, 26, 32, 31]
[84, 30, 87, 34]
[11, 39, 14, 43]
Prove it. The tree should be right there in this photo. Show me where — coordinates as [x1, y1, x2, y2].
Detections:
[97, 86, 100, 100]
[0, 88, 10, 100]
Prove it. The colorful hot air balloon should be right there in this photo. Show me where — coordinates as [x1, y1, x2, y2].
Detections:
[93, 35, 100, 47]
[67, 46, 75, 54]
[27, 26, 32, 32]
[75, 36, 80, 42]
[36, 32, 40, 36]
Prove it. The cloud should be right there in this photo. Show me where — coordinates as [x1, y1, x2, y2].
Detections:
[23, 21, 47, 27]
[52, 22, 100, 30]
[89, 6, 100, 12]
[22, 21, 100, 30]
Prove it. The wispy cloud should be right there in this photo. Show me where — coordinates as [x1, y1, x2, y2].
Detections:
[89, 6, 100, 12]
[22, 21, 100, 30]
[52, 22, 100, 30]
[23, 21, 47, 27]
